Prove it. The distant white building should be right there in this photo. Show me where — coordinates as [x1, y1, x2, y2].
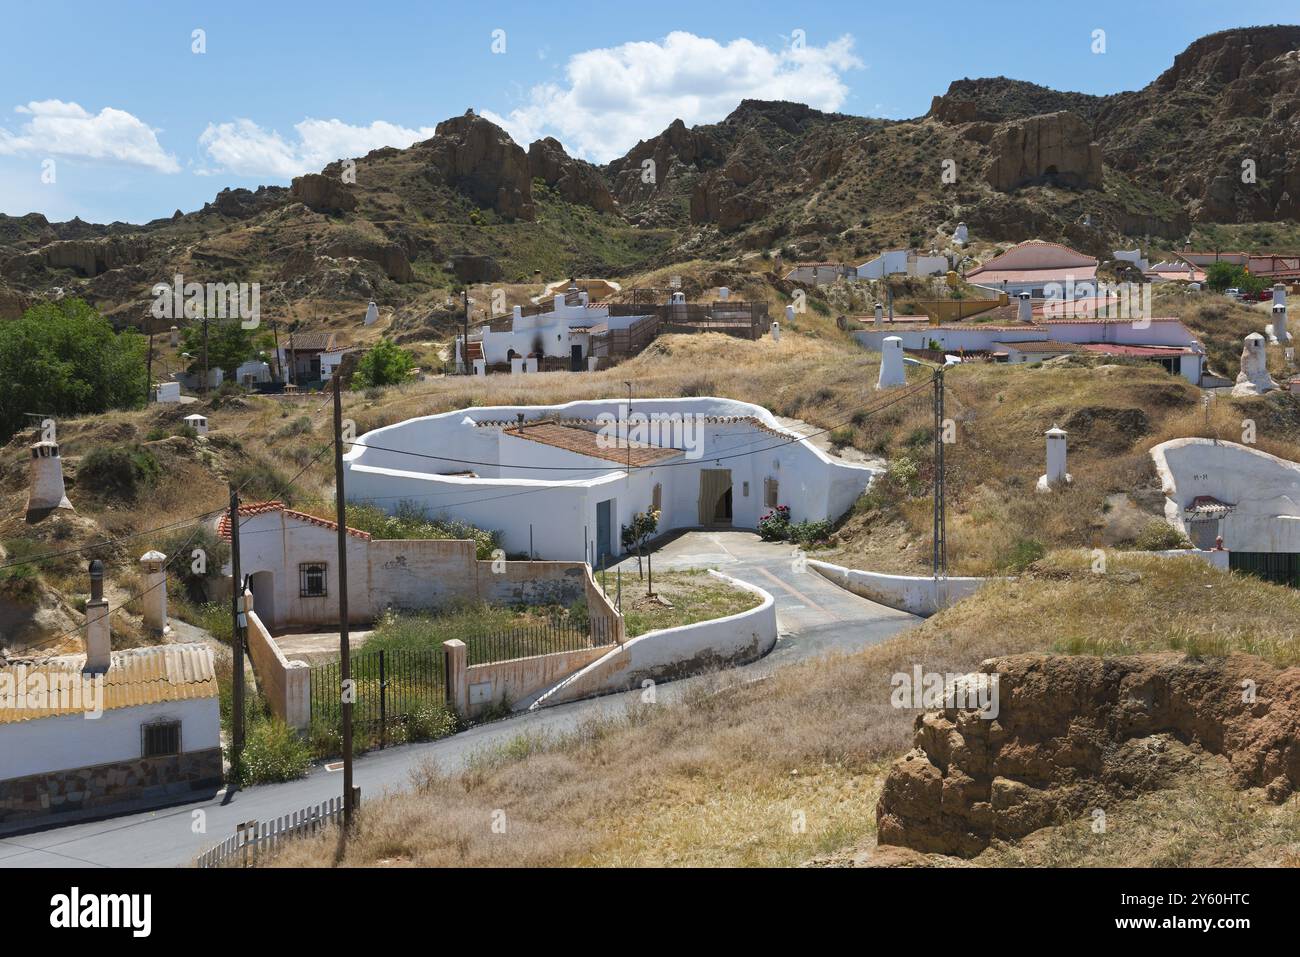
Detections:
[857, 249, 948, 281]
[966, 241, 1098, 299]
[343, 398, 878, 563]
[785, 262, 857, 285]
[464, 291, 654, 371]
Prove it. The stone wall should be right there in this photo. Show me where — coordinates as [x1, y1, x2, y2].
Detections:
[0, 747, 223, 828]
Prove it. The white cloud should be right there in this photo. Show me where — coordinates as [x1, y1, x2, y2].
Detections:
[198, 117, 437, 178]
[0, 99, 180, 172]
[480, 31, 863, 163]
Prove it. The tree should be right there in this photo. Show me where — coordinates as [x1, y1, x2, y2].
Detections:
[0, 298, 146, 441]
[351, 338, 414, 389]
[180, 320, 257, 376]
[1204, 261, 1267, 295]
[620, 508, 660, 580]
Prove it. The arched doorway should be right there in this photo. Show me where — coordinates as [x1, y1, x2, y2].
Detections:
[697, 469, 733, 526]
[249, 570, 276, 630]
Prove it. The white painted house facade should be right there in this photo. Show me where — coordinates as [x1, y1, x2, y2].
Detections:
[857, 249, 948, 280]
[469, 293, 653, 368]
[342, 398, 878, 563]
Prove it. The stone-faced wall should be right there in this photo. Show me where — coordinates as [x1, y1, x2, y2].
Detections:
[0, 747, 223, 828]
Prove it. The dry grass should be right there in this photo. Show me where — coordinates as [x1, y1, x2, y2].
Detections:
[267, 549, 1300, 868]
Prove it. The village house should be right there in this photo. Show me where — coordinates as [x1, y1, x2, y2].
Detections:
[965, 240, 1098, 299]
[1150, 438, 1300, 586]
[856, 249, 948, 281]
[278, 331, 340, 384]
[0, 562, 221, 826]
[342, 397, 876, 563]
[784, 262, 858, 285]
[854, 316, 1207, 383]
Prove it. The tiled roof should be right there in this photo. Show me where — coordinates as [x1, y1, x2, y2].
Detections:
[992, 340, 1082, 354]
[1077, 343, 1193, 357]
[217, 501, 372, 542]
[499, 421, 682, 467]
[284, 332, 337, 353]
[0, 643, 217, 723]
[1185, 495, 1233, 517]
[969, 240, 1097, 273]
[966, 266, 1099, 284]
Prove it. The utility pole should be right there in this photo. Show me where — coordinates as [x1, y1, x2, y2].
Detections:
[270, 320, 283, 386]
[932, 369, 947, 580]
[228, 484, 246, 781]
[624, 381, 633, 477]
[144, 327, 154, 406]
[201, 315, 210, 398]
[333, 375, 356, 828]
[462, 289, 470, 375]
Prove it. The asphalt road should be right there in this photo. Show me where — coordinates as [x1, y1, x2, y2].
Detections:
[0, 532, 916, 868]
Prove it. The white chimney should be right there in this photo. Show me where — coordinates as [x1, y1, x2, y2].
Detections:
[139, 550, 169, 635]
[84, 560, 111, 672]
[26, 440, 73, 517]
[169, 325, 179, 347]
[580, 291, 590, 306]
[184, 413, 208, 435]
[1273, 283, 1287, 307]
[513, 304, 523, 319]
[877, 337, 906, 389]
[1037, 426, 1071, 491]
[1273, 303, 1289, 345]
[1017, 292, 1033, 323]
[953, 222, 969, 246]
[770, 321, 781, 342]
[784, 304, 795, 323]
[554, 295, 565, 311]
[719, 286, 730, 301]
[364, 300, 379, 326]
[874, 302, 884, 328]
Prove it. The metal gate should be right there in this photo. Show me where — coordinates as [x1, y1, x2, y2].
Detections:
[1229, 551, 1300, 588]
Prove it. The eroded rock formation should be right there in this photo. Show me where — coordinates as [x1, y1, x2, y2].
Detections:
[876, 652, 1300, 857]
[985, 111, 1104, 192]
[528, 137, 616, 214]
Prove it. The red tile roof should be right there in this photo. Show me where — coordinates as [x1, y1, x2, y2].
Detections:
[217, 501, 371, 542]
[498, 421, 681, 467]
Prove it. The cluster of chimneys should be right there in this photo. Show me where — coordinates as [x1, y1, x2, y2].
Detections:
[82, 551, 170, 672]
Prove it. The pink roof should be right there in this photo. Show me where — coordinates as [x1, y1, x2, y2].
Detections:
[966, 266, 1098, 284]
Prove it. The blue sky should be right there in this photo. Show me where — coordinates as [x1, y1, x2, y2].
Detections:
[0, 0, 1288, 223]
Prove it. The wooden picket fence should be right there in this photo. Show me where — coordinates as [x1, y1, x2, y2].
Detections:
[193, 789, 360, 868]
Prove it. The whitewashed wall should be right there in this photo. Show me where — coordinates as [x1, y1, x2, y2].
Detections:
[808, 559, 991, 616]
[0, 699, 219, 780]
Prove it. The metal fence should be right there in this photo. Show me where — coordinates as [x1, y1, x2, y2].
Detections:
[465, 617, 613, 665]
[309, 648, 445, 748]
[194, 789, 359, 868]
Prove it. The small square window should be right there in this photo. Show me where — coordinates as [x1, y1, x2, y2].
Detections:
[300, 562, 328, 598]
[142, 720, 181, 758]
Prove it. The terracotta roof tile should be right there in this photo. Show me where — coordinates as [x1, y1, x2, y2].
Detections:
[0, 643, 217, 723]
[501, 421, 681, 467]
[217, 501, 371, 541]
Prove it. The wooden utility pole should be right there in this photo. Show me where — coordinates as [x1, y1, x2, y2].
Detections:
[333, 375, 355, 828]
[201, 316, 210, 398]
[228, 484, 246, 781]
[462, 289, 470, 375]
[932, 369, 947, 580]
[144, 327, 154, 406]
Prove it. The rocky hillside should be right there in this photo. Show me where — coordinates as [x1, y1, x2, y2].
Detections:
[1, 27, 1298, 329]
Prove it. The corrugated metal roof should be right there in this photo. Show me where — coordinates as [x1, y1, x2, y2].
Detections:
[0, 643, 218, 723]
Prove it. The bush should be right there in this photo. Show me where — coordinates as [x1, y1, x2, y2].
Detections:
[405, 703, 459, 742]
[0, 538, 42, 597]
[1134, 521, 1192, 551]
[790, 519, 832, 545]
[341, 501, 501, 558]
[236, 719, 312, 786]
[1003, 537, 1046, 573]
[230, 458, 297, 503]
[79, 445, 161, 500]
[757, 505, 791, 540]
[352, 338, 415, 389]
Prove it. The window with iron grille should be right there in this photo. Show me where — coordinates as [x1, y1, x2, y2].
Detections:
[142, 720, 181, 758]
[300, 562, 328, 598]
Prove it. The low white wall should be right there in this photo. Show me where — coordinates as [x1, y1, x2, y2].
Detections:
[808, 559, 991, 617]
[531, 571, 777, 707]
[1149, 548, 1230, 569]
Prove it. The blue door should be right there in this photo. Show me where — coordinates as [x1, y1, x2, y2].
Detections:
[596, 499, 613, 567]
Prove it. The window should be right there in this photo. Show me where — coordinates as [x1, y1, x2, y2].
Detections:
[652, 483, 662, 512]
[764, 477, 780, 508]
[142, 720, 181, 758]
[299, 562, 328, 598]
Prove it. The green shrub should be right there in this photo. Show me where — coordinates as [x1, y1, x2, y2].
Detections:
[79, 445, 161, 500]
[1003, 538, 1046, 573]
[757, 505, 791, 540]
[236, 719, 312, 786]
[790, 519, 832, 545]
[1134, 521, 1192, 551]
[405, 703, 459, 742]
[0, 538, 42, 597]
[230, 458, 297, 503]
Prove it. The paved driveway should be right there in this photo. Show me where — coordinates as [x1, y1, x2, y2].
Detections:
[0, 533, 916, 868]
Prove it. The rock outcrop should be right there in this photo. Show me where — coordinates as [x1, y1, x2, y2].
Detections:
[985, 111, 1103, 192]
[1, 237, 151, 279]
[318, 237, 414, 283]
[422, 112, 535, 221]
[876, 652, 1300, 857]
[528, 138, 616, 213]
[290, 173, 358, 214]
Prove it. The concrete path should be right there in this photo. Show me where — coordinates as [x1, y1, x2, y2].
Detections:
[0, 533, 915, 868]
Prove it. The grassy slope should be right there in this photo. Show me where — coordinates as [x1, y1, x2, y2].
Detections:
[267, 552, 1300, 867]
